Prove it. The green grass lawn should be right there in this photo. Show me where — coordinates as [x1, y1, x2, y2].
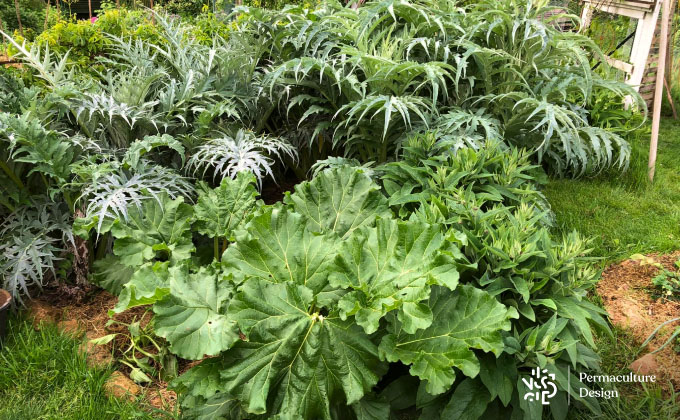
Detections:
[547, 119, 680, 419]
[545, 118, 680, 263]
[0, 317, 171, 420]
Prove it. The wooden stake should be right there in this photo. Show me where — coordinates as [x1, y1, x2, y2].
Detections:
[665, 0, 675, 81]
[0, 15, 6, 55]
[649, 0, 672, 182]
[44, 0, 51, 32]
[664, 76, 677, 118]
[14, 0, 24, 38]
[88, 0, 92, 20]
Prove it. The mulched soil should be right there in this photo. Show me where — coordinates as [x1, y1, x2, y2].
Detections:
[597, 251, 680, 390]
[27, 286, 198, 413]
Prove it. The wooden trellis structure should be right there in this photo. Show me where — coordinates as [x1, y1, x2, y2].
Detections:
[581, 0, 675, 107]
[580, 0, 674, 181]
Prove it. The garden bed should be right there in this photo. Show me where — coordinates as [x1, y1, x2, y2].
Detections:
[598, 252, 680, 389]
[27, 288, 181, 413]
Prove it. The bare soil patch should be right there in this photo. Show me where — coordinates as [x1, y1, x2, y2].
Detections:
[26, 288, 191, 413]
[598, 251, 680, 389]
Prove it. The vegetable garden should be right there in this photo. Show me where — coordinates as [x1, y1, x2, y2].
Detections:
[1, 0, 677, 419]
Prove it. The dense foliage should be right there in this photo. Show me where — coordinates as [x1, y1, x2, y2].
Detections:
[0, 0, 645, 418]
[0, 0, 56, 40]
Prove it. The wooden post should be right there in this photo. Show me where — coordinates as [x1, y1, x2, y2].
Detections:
[665, 2, 674, 80]
[664, 76, 678, 118]
[88, 0, 93, 19]
[0, 15, 6, 55]
[14, 0, 24, 38]
[649, 0, 672, 181]
[44, 0, 51, 32]
[150, 0, 155, 24]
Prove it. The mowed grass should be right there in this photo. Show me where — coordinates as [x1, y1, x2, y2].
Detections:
[545, 118, 680, 263]
[548, 119, 680, 419]
[0, 316, 170, 420]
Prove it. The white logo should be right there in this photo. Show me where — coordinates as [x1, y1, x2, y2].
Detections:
[522, 367, 557, 405]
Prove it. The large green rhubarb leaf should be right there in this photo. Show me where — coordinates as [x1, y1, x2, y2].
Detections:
[182, 393, 244, 420]
[221, 205, 337, 294]
[219, 278, 387, 419]
[171, 359, 248, 419]
[114, 261, 170, 312]
[379, 285, 517, 395]
[330, 218, 461, 334]
[193, 172, 259, 240]
[284, 167, 391, 238]
[91, 255, 134, 295]
[111, 194, 194, 266]
[154, 265, 239, 360]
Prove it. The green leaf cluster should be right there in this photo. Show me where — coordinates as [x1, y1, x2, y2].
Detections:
[87, 155, 606, 419]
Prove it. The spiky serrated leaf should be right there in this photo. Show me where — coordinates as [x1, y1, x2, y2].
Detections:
[284, 167, 391, 238]
[379, 285, 517, 395]
[220, 278, 387, 419]
[330, 218, 461, 334]
[111, 194, 194, 266]
[193, 172, 259, 240]
[154, 265, 239, 360]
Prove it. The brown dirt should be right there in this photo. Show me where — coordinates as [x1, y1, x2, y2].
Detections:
[27, 300, 59, 328]
[0, 289, 11, 309]
[27, 290, 179, 412]
[629, 353, 659, 376]
[597, 251, 680, 389]
[79, 331, 114, 368]
[105, 371, 141, 401]
[57, 319, 81, 337]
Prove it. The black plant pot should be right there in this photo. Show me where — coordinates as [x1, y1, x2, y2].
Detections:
[0, 289, 11, 347]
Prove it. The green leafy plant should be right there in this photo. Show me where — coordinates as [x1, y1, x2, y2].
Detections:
[652, 263, 680, 300]
[253, 0, 643, 176]
[90, 309, 179, 384]
[631, 254, 680, 300]
[82, 160, 608, 419]
[0, 2, 632, 418]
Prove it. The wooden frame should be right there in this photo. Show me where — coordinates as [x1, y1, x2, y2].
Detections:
[580, 0, 661, 93]
[581, 0, 672, 181]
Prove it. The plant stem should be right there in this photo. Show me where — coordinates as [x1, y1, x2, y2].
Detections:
[214, 237, 219, 261]
[255, 104, 276, 133]
[0, 159, 25, 189]
[0, 195, 15, 212]
[379, 141, 387, 163]
[62, 190, 75, 213]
